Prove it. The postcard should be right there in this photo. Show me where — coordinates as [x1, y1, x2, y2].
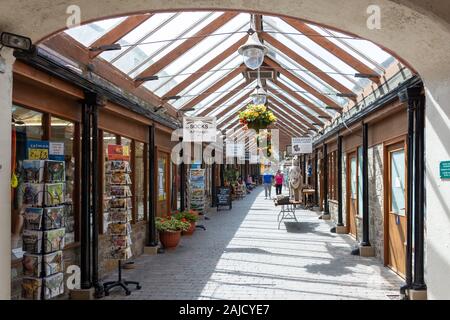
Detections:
[43, 228, 65, 253]
[24, 207, 44, 231]
[22, 230, 43, 254]
[22, 277, 42, 300]
[20, 183, 44, 206]
[44, 183, 65, 206]
[22, 160, 44, 183]
[44, 160, 65, 183]
[43, 273, 64, 299]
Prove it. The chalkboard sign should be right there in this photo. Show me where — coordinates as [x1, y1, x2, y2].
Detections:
[216, 187, 232, 211]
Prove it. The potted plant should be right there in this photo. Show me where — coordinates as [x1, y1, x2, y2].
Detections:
[174, 211, 199, 236]
[238, 104, 277, 133]
[156, 216, 190, 249]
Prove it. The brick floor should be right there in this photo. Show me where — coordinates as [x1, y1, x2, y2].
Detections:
[102, 187, 403, 300]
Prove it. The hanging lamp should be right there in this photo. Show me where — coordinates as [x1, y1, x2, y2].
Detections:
[250, 68, 267, 105]
[238, 15, 268, 70]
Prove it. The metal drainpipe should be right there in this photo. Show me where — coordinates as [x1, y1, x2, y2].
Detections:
[88, 92, 102, 297]
[361, 122, 371, 247]
[179, 138, 186, 211]
[147, 125, 157, 247]
[413, 93, 427, 291]
[80, 100, 92, 289]
[400, 87, 419, 294]
[323, 144, 329, 215]
[314, 149, 318, 206]
[337, 135, 344, 227]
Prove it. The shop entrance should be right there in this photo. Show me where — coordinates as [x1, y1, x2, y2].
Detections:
[385, 140, 407, 277]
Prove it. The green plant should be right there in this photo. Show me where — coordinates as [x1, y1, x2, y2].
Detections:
[156, 216, 190, 232]
[173, 211, 199, 223]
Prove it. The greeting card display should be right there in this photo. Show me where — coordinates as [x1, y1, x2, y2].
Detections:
[43, 273, 64, 299]
[44, 161, 65, 182]
[22, 160, 44, 183]
[21, 183, 44, 206]
[22, 277, 42, 300]
[44, 183, 65, 206]
[20, 151, 67, 300]
[188, 168, 206, 214]
[44, 228, 65, 253]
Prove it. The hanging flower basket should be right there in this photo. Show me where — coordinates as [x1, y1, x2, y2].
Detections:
[239, 104, 276, 132]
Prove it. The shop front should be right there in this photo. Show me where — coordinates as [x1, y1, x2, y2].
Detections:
[10, 61, 178, 299]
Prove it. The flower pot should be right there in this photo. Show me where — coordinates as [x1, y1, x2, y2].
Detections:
[182, 222, 196, 236]
[159, 230, 182, 249]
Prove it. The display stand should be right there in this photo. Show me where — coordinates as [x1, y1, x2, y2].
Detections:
[188, 168, 208, 229]
[103, 155, 140, 296]
[21, 159, 66, 300]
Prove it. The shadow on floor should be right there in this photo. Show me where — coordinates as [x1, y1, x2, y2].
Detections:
[284, 221, 332, 238]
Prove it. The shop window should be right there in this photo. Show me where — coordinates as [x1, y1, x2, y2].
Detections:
[50, 116, 76, 245]
[11, 106, 44, 252]
[135, 142, 145, 222]
[390, 150, 406, 216]
[327, 151, 338, 201]
[102, 131, 117, 233]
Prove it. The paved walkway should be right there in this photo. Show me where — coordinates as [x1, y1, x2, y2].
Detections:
[104, 187, 403, 300]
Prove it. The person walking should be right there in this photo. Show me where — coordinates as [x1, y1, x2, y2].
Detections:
[275, 170, 284, 195]
[263, 171, 274, 199]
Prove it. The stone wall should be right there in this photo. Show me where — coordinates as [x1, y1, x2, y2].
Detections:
[368, 144, 385, 262]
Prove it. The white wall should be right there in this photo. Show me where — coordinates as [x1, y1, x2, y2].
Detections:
[0, 48, 14, 300]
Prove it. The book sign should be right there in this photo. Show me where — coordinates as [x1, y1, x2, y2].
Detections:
[292, 137, 313, 154]
[27, 140, 49, 160]
[183, 117, 217, 142]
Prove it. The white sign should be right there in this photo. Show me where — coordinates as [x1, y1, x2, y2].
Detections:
[183, 117, 217, 142]
[226, 143, 245, 158]
[49, 142, 65, 161]
[292, 137, 313, 154]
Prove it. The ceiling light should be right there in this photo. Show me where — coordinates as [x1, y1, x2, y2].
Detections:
[135, 75, 159, 82]
[250, 85, 267, 105]
[238, 32, 268, 70]
[89, 43, 122, 52]
[1, 32, 33, 52]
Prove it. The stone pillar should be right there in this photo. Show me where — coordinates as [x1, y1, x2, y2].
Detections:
[0, 48, 15, 300]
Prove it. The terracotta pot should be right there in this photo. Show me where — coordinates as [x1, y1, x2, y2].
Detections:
[159, 230, 181, 249]
[182, 222, 196, 236]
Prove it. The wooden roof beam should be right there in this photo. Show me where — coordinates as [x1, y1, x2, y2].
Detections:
[282, 18, 380, 84]
[135, 12, 239, 87]
[265, 57, 342, 112]
[198, 81, 250, 116]
[267, 92, 316, 130]
[261, 32, 356, 100]
[180, 65, 246, 111]
[267, 101, 310, 133]
[164, 36, 248, 99]
[215, 94, 249, 122]
[270, 79, 330, 121]
[89, 14, 153, 59]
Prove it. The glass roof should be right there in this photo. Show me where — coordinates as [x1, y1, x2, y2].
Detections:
[61, 11, 405, 133]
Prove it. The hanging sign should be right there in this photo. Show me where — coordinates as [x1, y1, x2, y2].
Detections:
[27, 140, 49, 160]
[440, 161, 450, 179]
[183, 117, 217, 142]
[107, 144, 130, 161]
[49, 142, 65, 161]
[292, 137, 313, 154]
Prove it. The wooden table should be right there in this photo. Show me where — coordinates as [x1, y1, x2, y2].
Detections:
[302, 189, 315, 209]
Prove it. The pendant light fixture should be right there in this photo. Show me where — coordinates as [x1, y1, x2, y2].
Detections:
[250, 68, 267, 105]
[238, 15, 268, 70]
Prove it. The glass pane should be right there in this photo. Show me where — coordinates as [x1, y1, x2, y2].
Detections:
[65, 17, 127, 47]
[51, 117, 76, 245]
[358, 147, 363, 215]
[158, 157, 167, 201]
[135, 142, 145, 221]
[350, 156, 357, 200]
[11, 106, 44, 251]
[391, 149, 406, 216]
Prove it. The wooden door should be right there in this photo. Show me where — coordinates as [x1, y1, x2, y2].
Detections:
[347, 152, 358, 237]
[385, 142, 407, 277]
[156, 151, 170, 217]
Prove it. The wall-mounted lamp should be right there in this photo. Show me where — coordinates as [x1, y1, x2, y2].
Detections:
[1, 32, 33, 52]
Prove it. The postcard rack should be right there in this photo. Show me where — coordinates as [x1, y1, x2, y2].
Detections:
[103, 160, 141, 296]
[21, 160, 66, 300]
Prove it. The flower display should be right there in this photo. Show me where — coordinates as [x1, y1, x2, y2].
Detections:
[238, 104, 277, 131]
[156, 216, 191, 232]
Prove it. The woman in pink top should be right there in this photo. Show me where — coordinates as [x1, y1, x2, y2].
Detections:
[275, 170, 284, 195]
